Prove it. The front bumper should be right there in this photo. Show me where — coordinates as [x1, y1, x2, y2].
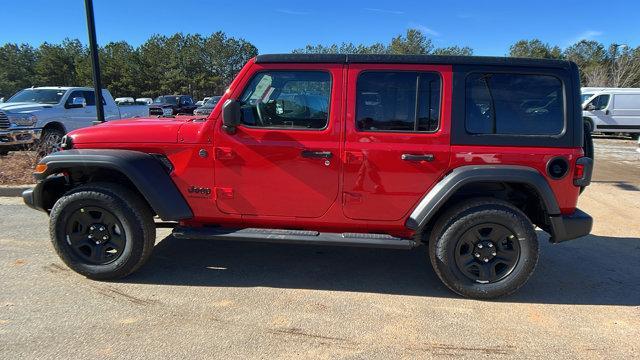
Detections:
[549, 208, 593, 243]
[0, 128, 42, 147]
[22, 175, 67, 213]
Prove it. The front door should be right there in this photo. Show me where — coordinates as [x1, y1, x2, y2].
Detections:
[214, 64, 343, 218]
[342, 64, 452, 221]
[585, 94, 613, 130]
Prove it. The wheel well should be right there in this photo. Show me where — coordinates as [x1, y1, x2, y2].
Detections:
[42, 121, 66, 134]
[41, 167, 155, 216]
[419, 181, 548, 242]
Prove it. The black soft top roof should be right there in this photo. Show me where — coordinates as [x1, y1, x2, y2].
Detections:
[255, 53, 573, 69]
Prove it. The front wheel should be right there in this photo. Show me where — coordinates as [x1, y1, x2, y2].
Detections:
[49, 183, 156, 279]
[429, 198, 539, 299]
[37, 128, 65, 156]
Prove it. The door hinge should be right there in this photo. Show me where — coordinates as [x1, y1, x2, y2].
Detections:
[215, 187, 234, 199]
[345, 151, 364, 165]
[214, 147, 235, 160]
[343, 192, 363, 205]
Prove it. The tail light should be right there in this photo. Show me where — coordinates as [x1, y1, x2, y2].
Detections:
[573, 157, 593, 187]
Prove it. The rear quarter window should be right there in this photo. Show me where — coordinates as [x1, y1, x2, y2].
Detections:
[465, 73, 565, 136]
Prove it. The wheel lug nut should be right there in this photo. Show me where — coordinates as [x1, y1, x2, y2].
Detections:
[102, 235, 108, 240]
[478, 244, 483, 249]
[488, 243, 493, 248]
[484, 258, 489, 262]
[90, 226, 95, 231]
[492, 252, 497, 256]
[88, 234, 93, 239]
[95, 241, 100, 245]
[474, 253, 480, 257]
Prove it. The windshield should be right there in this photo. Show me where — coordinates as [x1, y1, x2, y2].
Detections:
[154, 96, 178, 105]
[204, 96, 221, 107]
[581, 93, 594, 103]
[8, 89, 66, 104]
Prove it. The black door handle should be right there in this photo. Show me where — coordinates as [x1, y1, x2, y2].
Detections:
[301, 150, 333, 159]
[401, 154, 435, 162]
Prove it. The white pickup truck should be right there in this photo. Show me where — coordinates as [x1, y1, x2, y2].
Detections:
[0, 87, 149, 154]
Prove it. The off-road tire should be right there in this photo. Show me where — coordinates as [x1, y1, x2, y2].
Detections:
[49, 182, 156, 280]
[428, 198, 539, 299]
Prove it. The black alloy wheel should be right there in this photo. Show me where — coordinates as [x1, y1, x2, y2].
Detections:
[65, 206, 126, 265]
[453, 223, 521, 284]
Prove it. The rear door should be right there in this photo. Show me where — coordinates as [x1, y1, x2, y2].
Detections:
[342, 64, 452, 221]
[214, 63, 343, 218]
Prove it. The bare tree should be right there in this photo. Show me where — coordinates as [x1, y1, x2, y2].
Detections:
[609, 45, 640, 87]
[584, 65, 609, 87]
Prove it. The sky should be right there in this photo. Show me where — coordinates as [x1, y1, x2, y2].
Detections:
[0, 0, 638, 55]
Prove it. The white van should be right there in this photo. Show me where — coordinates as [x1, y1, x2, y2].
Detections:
[582, 87, 640, 139]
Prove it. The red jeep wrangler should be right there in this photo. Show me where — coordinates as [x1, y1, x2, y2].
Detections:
[23, 54, 593, 299]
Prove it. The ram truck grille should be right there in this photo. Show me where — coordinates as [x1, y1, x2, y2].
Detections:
[0, 111, 9, 129]
[149, 108, 163, 116]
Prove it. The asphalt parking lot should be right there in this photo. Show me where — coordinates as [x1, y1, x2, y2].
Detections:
[1, 137, 639, 359]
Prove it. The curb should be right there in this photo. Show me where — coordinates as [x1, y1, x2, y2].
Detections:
[0, 185, 33, 197]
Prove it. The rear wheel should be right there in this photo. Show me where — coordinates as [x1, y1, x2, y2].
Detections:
[429, 198, 539, 299]
[49, 183, 156, 279]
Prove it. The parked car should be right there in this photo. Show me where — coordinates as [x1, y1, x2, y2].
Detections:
[114, 97, 135, 105]
[148, 95, 197, 116]
[195, 97, 212, 107]
[0, 87, 148, 155]
[193, 96, 221, 116]
[23, 54, 593, 299]
[582, 87, 640, 139]
[136, 97, 153, 105]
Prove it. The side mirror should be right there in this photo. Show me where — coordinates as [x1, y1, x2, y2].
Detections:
[222, 99, 241, 134]
[67, 97, 86, 109]
[585, 103, 596, 111]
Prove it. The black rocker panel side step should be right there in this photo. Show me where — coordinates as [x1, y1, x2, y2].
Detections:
[172, 227, 417, 249]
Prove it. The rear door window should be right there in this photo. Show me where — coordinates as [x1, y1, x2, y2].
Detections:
[465, 73, 564, 135]
[356, 71, 441, 132]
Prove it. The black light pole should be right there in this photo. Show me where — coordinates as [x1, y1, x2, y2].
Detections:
[84, 0, 105, 123]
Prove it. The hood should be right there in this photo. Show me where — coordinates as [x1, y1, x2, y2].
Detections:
[148, 103, 173, 108]
[69, 117, 190, 144]
[0, 102, 54, 113]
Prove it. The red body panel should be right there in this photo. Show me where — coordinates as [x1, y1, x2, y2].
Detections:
[213, 63, 343, 218]
[343, 64, 452, 221]
[69, 57, 584, 238]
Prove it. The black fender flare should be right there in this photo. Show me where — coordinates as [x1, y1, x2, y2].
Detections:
[405, 165, 560, 231]
[30, 149, 193, 221]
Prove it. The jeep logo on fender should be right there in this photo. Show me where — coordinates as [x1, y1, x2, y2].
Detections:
[187, 186, 212, 197]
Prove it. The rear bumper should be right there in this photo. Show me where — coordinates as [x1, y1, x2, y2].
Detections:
[0, 128, 42, 147]
[549, 208, 593, 243]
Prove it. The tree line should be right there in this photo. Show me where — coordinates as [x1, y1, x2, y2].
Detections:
[295, 30, 640, 88]
[1, 29, 639, 100]
[0, 32, 257, 100]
